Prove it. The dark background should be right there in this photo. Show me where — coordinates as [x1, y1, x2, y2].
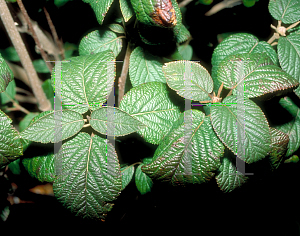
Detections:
[1, 0, 300, 235]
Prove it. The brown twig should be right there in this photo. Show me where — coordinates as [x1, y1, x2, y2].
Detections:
[0, 0, 51, 111]
[118, 43, 132, 106]
[16, 0, 53, 72]
[43, 7, 65, 60]
[3, 92, 30, 114]
[178, 0, 193, 8]
[15, 94, 37, 103]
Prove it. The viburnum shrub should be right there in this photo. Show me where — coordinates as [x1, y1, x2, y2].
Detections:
[0, 0, 300, 222]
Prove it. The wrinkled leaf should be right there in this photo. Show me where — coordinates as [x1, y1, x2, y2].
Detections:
[53, 132, 122, 221]
[135, 157, 153, 194]
[0, 54, 14, 93]
[120, 0, 134, 22]
[268, 0, 300, 24]
[119, 82, 180, 144]
[82, 0, 114, 25]
[142, 111, 224, 185]
[0, 80, 16, 105]
[121, 164, 135, 190]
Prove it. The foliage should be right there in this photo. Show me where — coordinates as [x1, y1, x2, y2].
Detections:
[0, 0, 300, 223]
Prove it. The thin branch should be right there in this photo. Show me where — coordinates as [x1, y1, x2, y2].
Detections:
[17, 0, 53, 72]
[205, 0, 242, 16]
[15, 94, 37, 103]
[286, 20, 300, 31]
[178, 0, 193, 8]
[43, 7, 65, 60]
[118, 43, 132, 106]
[3, 92, 30, 114]
[0, 0, 51, 111]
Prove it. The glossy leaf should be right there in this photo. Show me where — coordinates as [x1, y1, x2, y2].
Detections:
[215, 155, 249, 193]
[119, 82, 180, 144]
[268, 0, 300, 24]
[211, 33, 278, 82]
[0, 80, 16, 105]
[129, 46, 165, 87]
[82, 0, 114, 25]
[163, 60, 213, 102]
[107, 24, 125, 34]
[210, 96, 271, 164]
[51, 51, 115, 114]
[90, 106, 146, 136]
[22, 153, 56, 182]
[217, 53, 298, 99]
[79, 30, 122, 57]
[173, 23, 190, 44]
[0, 54, 14, 93]
[53, 132, 122, 221]
[20, 110, 84, 143]
[120, 0, 134, 22]
[0, 111, 23, 168]
[142, 111, 224, 186]
[278, 34, 300, 98]
[120, 164, 135, 190]
[268, 127, 289, 171]
[135, 158, 153, 194]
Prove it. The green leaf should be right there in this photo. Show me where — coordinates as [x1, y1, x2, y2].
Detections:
[163, 60, 213, 102]
[275, 99, 300, 157]
[142, 111, 223, 185]
[120, 0, 134, 22]
[42, 79, 54, 109]
[119, 82, 180, 144]
[1, 80, 16, 105]
[174, 23, 191, 44]
[268, 0, 300, 24]
[0, 54, 14, 93]
[53, 132, 122, 221]
[54, 0, 72, 7]
[51, 51, 115, 114]
[0, 111, 23, 168]
[90, 106, 146, 136]
[20, 110, 84, 143]
[0, 47, 20, 62]
[22, 153, 56, 182]
[217, 53, 298, 99]
[268, 127, 289, 171]
[107, 23, 125, 34]
[79, 30, 122, 57]
[19, 112, 40, 132]
[278, 34, 300, 98]
[210, 96, 271, 164]
[64, 42, 78, 59]
[8, 159, 21, 175]
[215, 155, 249, 193]
[130, 0, 178, 28]
[33, 59, 50, 73]
[129, 46, 166, 87]
[82, 0, 114, 25]
[178, 45, 193, 61]
[135, 158, 153, 194]
[120, 164, 135, 190]
[211, 33, 279, 83]
[284, 155, 299, 163]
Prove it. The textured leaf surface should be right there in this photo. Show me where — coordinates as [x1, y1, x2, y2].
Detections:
[0, 54, 14, 93]
[119, 82, 180, 144]
[79, 30, 122, 57]
[210, 96, 271, 164]
[120, 164, 135, 190]
[53, 132, 122, 220]
[163, 60, 213, 101]
[90, 106, 146, 136]
[120, 0, 134, 22]
[135, 158, 153, 194]
[82, 0, 114, 25]
[107, 24, 125, 34]
[217, 53, 298, 99]
[142, 111, 224, 185]
[22, 153, 56, 182]
[0, 111, 23, 168]
[51, 51, 115, 114]
[268, 0, 300, 24]
[174, 22, 191, 43]
[129, 47, 165, 87]
[178, 45, 193, 60]
[211, 33, 278, 82]
[268, 127, 289, 171]
[215, 155, 248, 193]
[1, 80, 16, 105]
[278, 34, 300, 98]
[20, 110, 84, 143]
